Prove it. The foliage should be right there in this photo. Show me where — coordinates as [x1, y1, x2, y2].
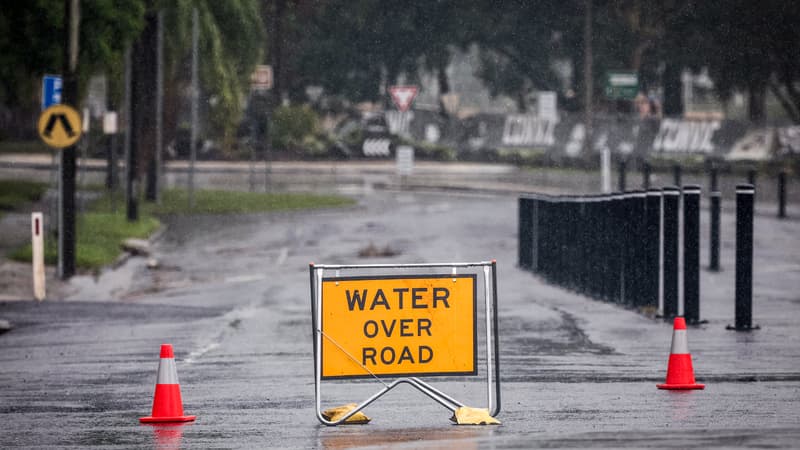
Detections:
[3, 0, 800, 133]
[140, 189, 355, 215]
[11, 187, 354, 269]
[270, 105, 320, 151]
[399, 139, 456, 161]
[294, 0, 466, 104]
[161, 0, 265, 146]
[689, 0, 800, 122]
[0, 0, 146, 108]
[11, 211, 160, 270]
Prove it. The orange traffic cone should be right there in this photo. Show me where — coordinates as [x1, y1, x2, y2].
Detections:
[140, 344, 197, 423]
[657, 317, 704, 390]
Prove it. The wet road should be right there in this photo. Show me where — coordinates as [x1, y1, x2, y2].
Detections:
[2, 189, 800, 448]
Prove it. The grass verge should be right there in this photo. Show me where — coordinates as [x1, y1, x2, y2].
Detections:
[149, 188, 356, 215]
[10, 212, 161, 270]
[10, 188, 354, 271]
[0, 180, 48, 211]
[0, 140, 50, 155]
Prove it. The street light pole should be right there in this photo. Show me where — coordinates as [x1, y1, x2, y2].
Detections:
[583, 0, 594, 158]
[189, 8, 198, 209]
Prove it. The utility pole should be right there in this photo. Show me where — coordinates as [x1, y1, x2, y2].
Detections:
[583, 0, 594, 158]
[154, 9, 164, 204]
[125, 43, 138, 222]
[189, 8, 199, 209]
[145, 10, 164, 204]
[59, 0, 80, 279]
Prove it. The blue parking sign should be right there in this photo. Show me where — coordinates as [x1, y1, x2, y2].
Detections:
[42, 75, 62, 110]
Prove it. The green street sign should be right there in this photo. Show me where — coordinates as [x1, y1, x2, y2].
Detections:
[605, 71, 639, 100]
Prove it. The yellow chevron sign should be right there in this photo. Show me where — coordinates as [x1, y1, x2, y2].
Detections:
[38, 104, 82, 148]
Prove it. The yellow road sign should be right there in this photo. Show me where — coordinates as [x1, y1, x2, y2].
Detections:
[37, 104, 82, 148]
[321, 274, 476, 379]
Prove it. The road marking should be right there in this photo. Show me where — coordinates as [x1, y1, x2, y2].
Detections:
[224, 274, 266, 283]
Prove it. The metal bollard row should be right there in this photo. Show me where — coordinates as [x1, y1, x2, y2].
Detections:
[518, 190, 660, 310]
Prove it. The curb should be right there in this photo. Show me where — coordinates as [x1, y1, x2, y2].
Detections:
[111, 224, 168, 270]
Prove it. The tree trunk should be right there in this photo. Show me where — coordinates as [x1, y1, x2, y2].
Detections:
[748, 81, 767, 124]
[131, 12, 158, 201]
[662, 63, 683, 117]
[437, 61, 450, 118]
[269, 0, 285, 105]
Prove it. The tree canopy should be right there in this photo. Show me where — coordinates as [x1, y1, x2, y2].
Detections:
[2, 0, 799, 133]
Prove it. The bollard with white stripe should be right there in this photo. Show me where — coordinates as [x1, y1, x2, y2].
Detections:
[31, 212, 46, 301]
[140, 344, 196, 423]
[657, 317, 704, 390]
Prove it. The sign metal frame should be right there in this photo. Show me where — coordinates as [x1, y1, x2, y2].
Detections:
[309, 260, 501, 426]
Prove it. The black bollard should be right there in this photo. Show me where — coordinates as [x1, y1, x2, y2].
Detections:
[610, 193, 625, 304]
[709, 165, 719, 192]
[778, 171, 787, 218]
[729, 184, 758, 331]
[618, 160, 627, 192]
[629, 191, 647, 307]
[747, 169, 757, 187]
[709, 191, 721, 271]
[662, 186, 680, 319]
[518, 197, 533, 269]
[531, 196, 540, 272]
[644, 189, 662, 309]
[642, 162, 651, 190]
[673, 164, 682, 187]
[105, 134, 118, 190]
[683, 185, 702, 324]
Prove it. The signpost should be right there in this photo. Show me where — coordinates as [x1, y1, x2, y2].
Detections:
[310, 261, 500, 425]
[388, 85, 419, 112]
[605, 71, 639, 100]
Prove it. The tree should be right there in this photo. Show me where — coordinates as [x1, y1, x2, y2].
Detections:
[0, 0, 146, 138]
[160, 0, 265, 150]
[698, 0, 800, 123]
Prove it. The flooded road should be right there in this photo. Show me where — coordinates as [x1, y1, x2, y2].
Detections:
[2, 189, 799, 448]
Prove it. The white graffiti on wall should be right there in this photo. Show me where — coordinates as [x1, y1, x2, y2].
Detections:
[652, 119, 721, 153]
[564, 124, 634, 156]
[385, 110, 414, 136]
[502, 115, 558, 146]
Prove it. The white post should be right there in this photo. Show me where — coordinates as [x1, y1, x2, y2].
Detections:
[31, 212, 46, 301]
[601, 146, 612, 193]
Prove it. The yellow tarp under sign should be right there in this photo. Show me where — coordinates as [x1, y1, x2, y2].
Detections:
[321, 274, 476, 379]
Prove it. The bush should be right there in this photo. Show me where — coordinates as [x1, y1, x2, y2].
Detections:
[271, 105, 320, 153]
